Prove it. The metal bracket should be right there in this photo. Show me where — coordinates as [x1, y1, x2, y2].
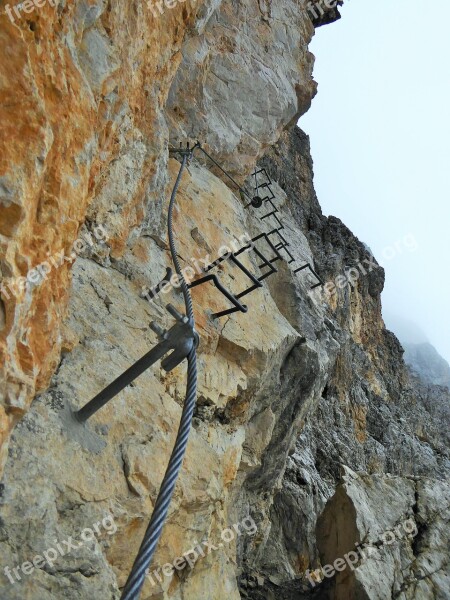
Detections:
[73, 304, 199, 423]
[189, 234, 282, 318]
[294, 263, 324, 289]
[168, 141, 199, 161]
[189, 273, 248, 319]
[264, 228, 295, 264]
[252, 167, 275, 201]
[143, 267, 173, 301]
[170, 142, 264, 210]
[260, 202, 285, 233]
[250, 166, 322, 287]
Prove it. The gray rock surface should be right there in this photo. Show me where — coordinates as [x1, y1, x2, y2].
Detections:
[403, 343, 450, 390]
[0, 2, 448, 600]
[166, 0, 318, 178]
[237, 127, 450, 600]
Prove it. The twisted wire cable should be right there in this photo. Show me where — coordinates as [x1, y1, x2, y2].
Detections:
[167, 156, 195, 322]
[120, 154, 198, 600]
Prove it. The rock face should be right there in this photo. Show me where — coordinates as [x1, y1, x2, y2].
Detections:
[403, 343, 450, 390]
[235, 128, 450, 600]
[0, 2, 449, 600]
[165, 0, 317, 177]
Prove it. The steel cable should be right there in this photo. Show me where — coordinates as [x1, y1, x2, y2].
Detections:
[120, 154, 198, 600]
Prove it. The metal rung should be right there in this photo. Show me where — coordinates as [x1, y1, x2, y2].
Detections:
[192, 253, 264, 317]
[236, 232, 284, 266]
[213, 304, 248, 318]
[194, 238, 280, 314]
[266, 230, 295, 263]
[144, 267, 173, 301]
[253, 248, 278, 281]
[189, 273, 248, 318]
[259, 187, 275, 202]
[252, 167, 272, 186]
[230, 255, 263, 288]
[251, 167, 275, 202]
[294, 263, 324, 289]
[235, 284, 261, 299]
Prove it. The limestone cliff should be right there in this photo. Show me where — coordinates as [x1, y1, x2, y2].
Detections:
[0, 2, 448, 600]
[403, 343, 450, 391]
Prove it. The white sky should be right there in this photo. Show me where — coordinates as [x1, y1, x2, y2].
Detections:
[300, 0, 450, 364]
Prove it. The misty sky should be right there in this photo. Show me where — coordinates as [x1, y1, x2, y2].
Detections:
[300, 0, 450, 364]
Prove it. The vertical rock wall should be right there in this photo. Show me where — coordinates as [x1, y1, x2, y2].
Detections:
[0, 1, 448, 600]
[235, 128, 449, 600]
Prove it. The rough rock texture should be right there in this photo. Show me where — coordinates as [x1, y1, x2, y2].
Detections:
[0, 2, 449, 600]
[234, 129, 450, 600]
[0, 0, 208, 471]
[0, 0, 319, 468]
[165, 0, 318, 177]
[403, 343, 450, 390]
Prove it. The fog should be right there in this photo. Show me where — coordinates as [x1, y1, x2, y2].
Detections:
[300, 0, 450, 363]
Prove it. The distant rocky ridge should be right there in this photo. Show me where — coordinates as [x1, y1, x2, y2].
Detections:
[403, 342, 450, 390]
